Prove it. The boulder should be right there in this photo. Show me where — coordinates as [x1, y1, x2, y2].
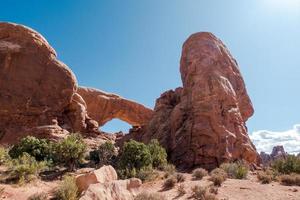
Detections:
[77, 165, 142, 200]
[79, 178, 141, 200]
[119, 32, 259, 170]
[78, 87, 153, 127]
[76, 165, 118, 193]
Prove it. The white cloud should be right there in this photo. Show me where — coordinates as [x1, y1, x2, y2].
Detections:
[250, 124, 300, 154]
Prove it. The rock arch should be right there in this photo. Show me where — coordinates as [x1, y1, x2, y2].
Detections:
[78, 87, 153, 128]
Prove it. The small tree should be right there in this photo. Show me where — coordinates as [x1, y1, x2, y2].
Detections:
[147, 139, 167, 168]
[90, 141, 116, 167]
[55, 134, 87, 171]
[119, 140, 152, 172]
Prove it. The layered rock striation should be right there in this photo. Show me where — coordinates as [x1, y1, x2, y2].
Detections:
[120, 32, 259, 170]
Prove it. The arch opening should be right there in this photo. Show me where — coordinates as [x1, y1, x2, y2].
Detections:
[100, 118, 132, 134]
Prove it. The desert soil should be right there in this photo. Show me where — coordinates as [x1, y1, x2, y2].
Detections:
[0, 171, 299, 200]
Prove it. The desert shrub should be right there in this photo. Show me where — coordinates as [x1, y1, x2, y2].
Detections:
[271, 155, 300, 174]
[55, 175, 78, 200]
[162, 163, 176, 178]
[192, 168, 208, 180]
[89, 141, 117, 167]
[7, 153, 47, 184]
[0, 187, 4, 196]
[147, 139, 167, 168]
[279, 174, 300, 186]
[136, 166, 159, 182]
[177, 184, 186, 196]
[55, 134, 87, 171]
[134, 192, 166, 200]
[0, 146, 10, 165]
[163, 176, 177, 189]
[117, 167, 137, 180]
[209, 186, 218, 195]
[220, 162, 248, 179]
[257, 170, 275, 184]
[192, 185, 218, 200]
[209, 168, 227, 186]
[176, 173, 185, 182]
[27, 192, 48, 200]
[9, 136, 53, 161]
[118, 140, 152, 171]
[204, 193, 218, 200]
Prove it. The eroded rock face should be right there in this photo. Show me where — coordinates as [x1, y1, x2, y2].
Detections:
[120, 32, 259, 170]
[78, 87, 153, 127]
[0, 23, 98, 143]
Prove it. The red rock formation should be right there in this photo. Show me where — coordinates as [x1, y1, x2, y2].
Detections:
[78, 87, 153, 128]
[0, 22, 153, 144]
[120, 32, 259, 170]
[0, 23, 98, 143]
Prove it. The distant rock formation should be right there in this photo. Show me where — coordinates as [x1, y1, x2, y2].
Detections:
[78, 87, 153, 128]
[120, 32, 259, 170]
[0, 22, 153, 144]
[260, 145, 287, 165]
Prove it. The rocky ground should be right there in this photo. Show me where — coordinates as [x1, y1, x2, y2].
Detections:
[140, 172, 300, 200]
[1, 170, 299, 200]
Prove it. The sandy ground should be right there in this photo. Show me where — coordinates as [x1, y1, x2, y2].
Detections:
[0, 171, 299, 200]
[140, 172, 300, 200]
[0, 180, 59, 200]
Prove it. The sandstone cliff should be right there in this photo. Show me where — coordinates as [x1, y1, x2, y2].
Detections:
[120, 32, 259, 170]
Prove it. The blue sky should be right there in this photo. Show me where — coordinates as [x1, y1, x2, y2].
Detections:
[1, 0, 300, 153]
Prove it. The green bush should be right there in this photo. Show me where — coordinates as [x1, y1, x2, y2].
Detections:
[55, 134, 87, 171]
[55, 175, 79, 200]
[147, 139, 167, 168]
[89, 141, 116, 167]
[192, 168, 208, 180]
[0, 146, 10, 165]
[27, 192, 48, 200]
[7, 152, 47, 184]
[9, 136, 52, 161]
[119, 140, 152, 171]
[220, 162, 248, 179]
[271, 155, 300, 174]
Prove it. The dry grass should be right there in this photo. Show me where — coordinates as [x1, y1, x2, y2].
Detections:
[192, 168, 208, 180]
[163, 176, 177, 189]
[177, 184, 186, 196]
[209, 168, 227, 186]
[134, 192, 166, 200]
[257, 171, 272, 184]
[176, 173, 185, 182]
[279, 174, 300, 186]
[192, 185, 218, 200]
[28, 192, 48, 200]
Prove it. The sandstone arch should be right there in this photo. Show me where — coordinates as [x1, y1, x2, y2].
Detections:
[78, 87, 153, 128]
